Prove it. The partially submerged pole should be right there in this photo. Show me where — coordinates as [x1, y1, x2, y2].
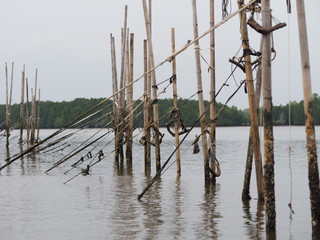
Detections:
[209, 0, 217, 183]
[126, 33, 134, 163]
[19, 65, 25, 144]
[237, 0, 264, 201]
[142, 0, 161, 172]
[171, 28, 181, 176]
[110, 34, 120, 162]
[192, 0, 210, 182]
[261, 0, 276, 229]
[143, 39, 152, 175]
[296, 0, 320, 234]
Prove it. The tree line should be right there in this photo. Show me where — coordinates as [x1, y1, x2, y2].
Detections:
[0, 93, 319, 129]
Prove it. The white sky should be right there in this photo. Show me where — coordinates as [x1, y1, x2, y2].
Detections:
[0, 0, 319, 110]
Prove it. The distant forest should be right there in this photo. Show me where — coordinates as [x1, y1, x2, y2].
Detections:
[0, 93, 320, 129]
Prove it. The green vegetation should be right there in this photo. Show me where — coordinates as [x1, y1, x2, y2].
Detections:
[0, 93, 319, 129]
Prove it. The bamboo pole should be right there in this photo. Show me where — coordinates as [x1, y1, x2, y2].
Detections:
[110, 34, 120, 162]
[242, 62, 262, 201]
[171, 28, 181, 176]
[5, 63, 11, 147]
[143, 39, 152, 175]
[36, 89, 41, 142]
[296, 0, 320, 234]
[26, 78, 30, 144]
[192, 0, 210, 182]
[142, 0, 161, 172]
[30, 69, 38, 145]
[19, 65, 25, 144]
[261, 0, 276, 229]
[209, 0, 217, 183]
[237, 0, 264, 201]
[126, 33, 134, 163]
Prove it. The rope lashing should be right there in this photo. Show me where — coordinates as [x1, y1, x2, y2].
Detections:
[165, 108, 190, 137]
[81, 165, 90, 176]
[98, 150, 104, 161]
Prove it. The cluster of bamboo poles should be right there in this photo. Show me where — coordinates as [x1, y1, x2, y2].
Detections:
[1, 0, 319, 236]
[2, 63, 41, 147]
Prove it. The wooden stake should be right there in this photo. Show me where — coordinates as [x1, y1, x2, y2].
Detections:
[192, 0, 210, 182]
[209, 0, 217, 183]
[171, 28, 181, 176]
[237, 0, 264, 201]
[142, 0, 161, 172]
[296, 0, 320, 234]
[261, 0, 276, 229]
[19, 65, 25, 144]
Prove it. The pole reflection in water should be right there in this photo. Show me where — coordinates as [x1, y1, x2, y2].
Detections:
[242, 200, 266, 240]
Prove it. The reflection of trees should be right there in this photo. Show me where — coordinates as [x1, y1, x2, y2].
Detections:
[196, 184, 221, 239]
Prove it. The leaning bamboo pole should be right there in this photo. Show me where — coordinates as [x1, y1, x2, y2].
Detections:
[142, 0, 161, 172]
[126, 33, 134, 163]
[209, 0, 217, 183]
[296, 0, 320, 234]
[171, 28, 181, 176]
[143, 39, 152, 174]
[19, 66, 25, 144]
[261, 0, 276, 229]
[237, 0, 264, 201]
[192, 0, 210, 182]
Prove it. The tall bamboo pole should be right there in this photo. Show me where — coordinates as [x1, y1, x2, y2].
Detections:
[142, 0, 161, 172]
[192, 0, 210, 182]
[171, 28, 181, 176]
[296, 0, 320, 234]
[261, 0, 276, 229]
[237, 0, 264, 201]
[126, 33, 134, 163]
[143, 39, 152, 174]
[19, 66, 25, 144]
[110, 34, 120, 162]
[30, 69, 38, 145]
[209, 0, 217, 183]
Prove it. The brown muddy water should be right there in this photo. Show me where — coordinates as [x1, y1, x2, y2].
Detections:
[0, 126, 318, 239]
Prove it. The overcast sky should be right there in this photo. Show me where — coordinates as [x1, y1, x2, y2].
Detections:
[0, 0, 319, 110]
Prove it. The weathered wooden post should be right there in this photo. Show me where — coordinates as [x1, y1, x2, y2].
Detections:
[30, 69, 38, 145]
[296, 0, 320, 234]
[237, 0, 264, 201]
[19, 65, 25, 144]
[126, 33, 134, 163]
[36, 89, 41, 142]
[170, 28, 181, 176]
[25, 78, 30, 144]
[142, 0, 161, 172]
[261, 0, 276, 229]
[143, 39, 152, 175]
[209, 0, 217, 183]
[192, 0, 210, 182]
